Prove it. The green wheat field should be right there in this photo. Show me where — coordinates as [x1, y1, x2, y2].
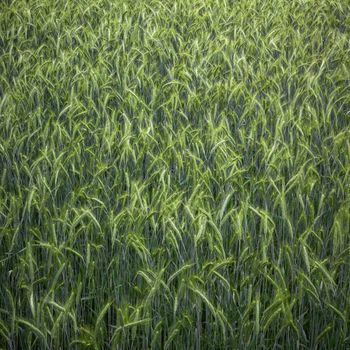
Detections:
[1, 0, 350, 349]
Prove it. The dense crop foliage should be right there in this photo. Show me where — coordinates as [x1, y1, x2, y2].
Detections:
[1, 0, 350, 348]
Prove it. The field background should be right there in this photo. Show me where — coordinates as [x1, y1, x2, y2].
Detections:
[1, 0, 350, 349]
